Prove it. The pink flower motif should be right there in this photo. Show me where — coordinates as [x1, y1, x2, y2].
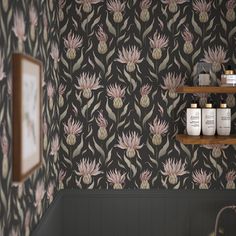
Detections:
[140, 0, 152, 9]
[203, 46, 228, 72]
[29, 3, 38, 26]
[77, 158, 103, 185]
[194, 93, 208, 107]
[96, 110, 108, 128]
[140, 84, 152, 96]
[0, 51, 6, 81]
[50, 43, 60, 69]
[182, 26, 193, 43]
[96, 25, 108, 42]
[226, 170, 236, 189]
[161, 158, 188, 185]
[64, 31, 83, 59]
[107, 0, 125, 13]
[193, 0, 211, 13]
[0, 125, 8, 158]
[161, 0, 188, 13]
[193, 0, 212, 22]
[47, 82, 54, 98]
[47, 182, 54, 203]
[13, 10, 26, 51]
[192, 169, 211, 189]
[149, 32, 169, 49]
[117, 46, 143, 72]
[59, 84, 66, 96]
[107, 83, 126, 109]
[161, 72, 185, 98]
[76, 72, 102, 99]
[226, 0, 236, 9]
[59, 0, 66, 9]
[50, 134, 59, 156]
[140, 170, 152, 189]
[64, 31, 83, 50]
[34, 180, 45, 215]
[203, 144, 228, 158]
[107, 169, 126, 189]
[117, 131, 143, 158]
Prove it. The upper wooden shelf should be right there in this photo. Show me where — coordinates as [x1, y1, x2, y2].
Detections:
[176, 134, 236, 145]
[176, 86, 236, 94]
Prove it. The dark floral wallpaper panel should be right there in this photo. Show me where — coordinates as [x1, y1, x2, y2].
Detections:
[59, 0, 236, 190]
[0, 0, 60, 235]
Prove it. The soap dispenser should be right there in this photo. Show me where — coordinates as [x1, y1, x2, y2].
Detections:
[217, 101, 231, 136]
[186, 100, 201, 136]
[202, 100, 216, 136]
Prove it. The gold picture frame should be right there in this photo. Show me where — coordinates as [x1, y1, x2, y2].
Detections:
[12, 53, 42, 182]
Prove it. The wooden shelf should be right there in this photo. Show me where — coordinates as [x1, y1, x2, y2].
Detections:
[176, 134, 236, 145]
[176, 86, 236, 94]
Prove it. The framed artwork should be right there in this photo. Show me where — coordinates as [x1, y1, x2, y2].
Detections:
[12, 53, 42, 182]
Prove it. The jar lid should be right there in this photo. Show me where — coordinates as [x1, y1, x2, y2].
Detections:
[191, 103, 198, 108]
[205, 103, 212, 108]
[220, 103, 227, 108]
[225, 70, 234, 75]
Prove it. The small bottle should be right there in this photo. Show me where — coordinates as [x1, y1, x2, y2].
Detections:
[202, 102, 216, 136]
[221, 65, 236, 86]
[186, 101, 201, 136]
[217, 102, 231, 136]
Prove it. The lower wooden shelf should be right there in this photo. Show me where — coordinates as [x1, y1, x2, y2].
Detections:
[176, 134, 236, 145]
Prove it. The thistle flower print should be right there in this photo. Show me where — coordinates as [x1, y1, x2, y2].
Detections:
[192, 169, 211, 189]
[76, 72, 102, 99]
[24, 210, 31, 236]
[140, 84, 152, 108]
[107, 83, 125, 109]
[161, 0, 188, 13]
[0, 51, 6, 81]
[226, 0, 236, 21]
[77, 0, 103, 13]
[63, 116, 83, 145]
[161, 158, 188, 185]
[161, 72, 185, 99]
[107, 0, 126, 23]
[194, 93, 208, 108]
[47, 182, 54, 204]
[34, 181, 45, 216]
[29, 3, 38, 41]
[96, 25, 108, 54]
[149, 32, 169, 60]
[181, 26, 194, 54]
[203, 46, 228, 72]
[64, 31, 83, 60]
[59, 0, 66, 21]
[13, 10, 26, 52]
[117, 132, 143, 158]
[96, 110, 108, 140]
[0, 125, 9, 178]
[149, 117, 168, 145]
[203, 144, 228, 158]
[59, 170, 66, 189]
[193, 0, 212, 23]
[50, 134, 59, 162]
[107, 169, 126, 189]
[140, 0, 152, 22]
[226, 170, 236, 189]
[59, 84, 66, 107]
[50, 43, 60, 69]
[43, 12, 48, 42]
[47, 82, 54, 110]
[77, 159, 102, 185]
[140, 170, 152, 189]
[117, 46, 143, 72]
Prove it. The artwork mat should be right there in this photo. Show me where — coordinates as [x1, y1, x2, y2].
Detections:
[12, 53, 42, 182]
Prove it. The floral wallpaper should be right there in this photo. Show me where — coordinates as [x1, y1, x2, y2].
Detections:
[59, 0, 236, 190]
[0, 0, 60, 235]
